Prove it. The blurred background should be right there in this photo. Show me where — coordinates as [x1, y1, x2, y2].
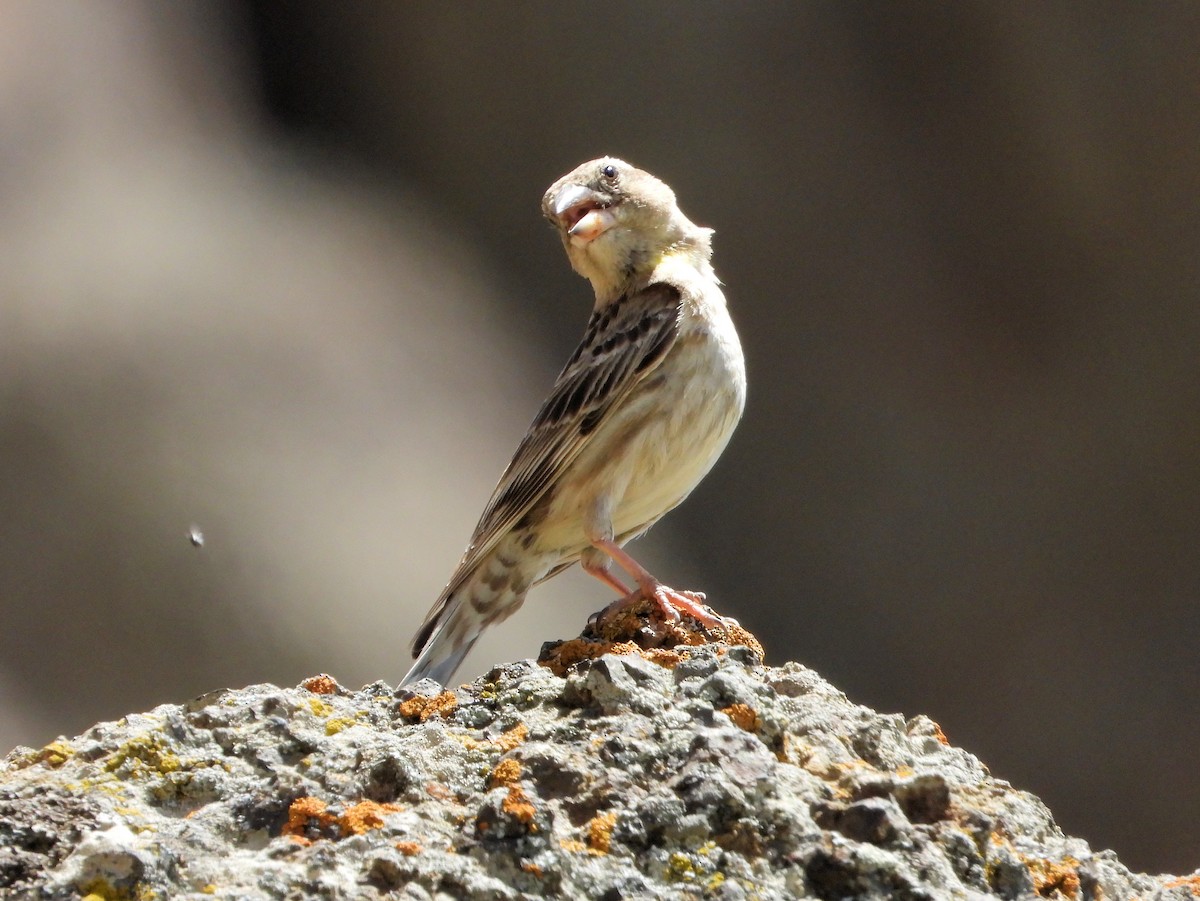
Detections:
[1, 0, 1197, 874]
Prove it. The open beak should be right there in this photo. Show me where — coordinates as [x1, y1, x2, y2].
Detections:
[552, 184, 616, 246]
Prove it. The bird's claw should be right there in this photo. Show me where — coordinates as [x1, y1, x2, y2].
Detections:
[592, 583, 729, 636]
[650, 590, 682, 623]
[648, 585, 727, 631]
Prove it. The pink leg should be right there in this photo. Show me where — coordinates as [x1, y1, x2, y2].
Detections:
[590, 536, 725, 629]
[581, 551, 635, 597]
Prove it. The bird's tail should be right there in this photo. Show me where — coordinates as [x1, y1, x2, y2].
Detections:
[401, 632, 478, 687]
[400, 590, 480, 688]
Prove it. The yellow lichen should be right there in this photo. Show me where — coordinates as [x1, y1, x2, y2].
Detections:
[306, 698, 333, 718]
[37, 740, 75, 768]
[79, 879, 144, 901]
[103, 734, 182, 778]
[667, 852, 699, 882]
[324, 717, 359, 736]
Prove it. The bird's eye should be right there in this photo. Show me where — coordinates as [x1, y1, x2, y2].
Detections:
[601, 164, 618, 180]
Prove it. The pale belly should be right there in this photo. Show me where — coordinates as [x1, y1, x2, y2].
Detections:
[535, 307, 746, 555]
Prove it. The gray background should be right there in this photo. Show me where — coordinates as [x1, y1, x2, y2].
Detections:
[1, 1, 1197, 874]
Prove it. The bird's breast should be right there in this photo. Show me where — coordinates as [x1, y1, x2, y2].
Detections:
[617, 311, 744, 523]
[542, 298, 744, 549]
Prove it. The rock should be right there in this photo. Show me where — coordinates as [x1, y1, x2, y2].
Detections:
[1, 625, 1195, 899]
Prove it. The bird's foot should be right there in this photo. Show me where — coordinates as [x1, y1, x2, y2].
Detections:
[593, 582, 730, 634]
[648, 585, 728, 631]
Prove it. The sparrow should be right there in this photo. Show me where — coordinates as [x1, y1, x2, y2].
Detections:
[402, 157, 746, 686]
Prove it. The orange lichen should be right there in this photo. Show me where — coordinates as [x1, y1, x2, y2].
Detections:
[560, 838, 604, 856]
[720, 703, 762, 732]
[1165, 875, 1200, 897]
[281, 796, 401, 841]
[281, 797, 337, 839]
[587, 811, 618, 853]
[537, 596, 764, 676]
[720, 622, 764, 658]
[644, 648, 685, 669]
[490, 757, 522, 788]
[455, 722, 529, 753]
[502, 785, 536, 826]
[397, 691, 458, 722]
[300, 674, 339, 695]
[338, 800, 403, 835]
[774, 732, 793, 763]
[932, 721, 950, 745]
[425, 782, 453, 800]
[494, 723, 529, 751]
[395, 841, 422, 856]
[520, 860, 544, 877]
[1022, 856, 1080, 899]
[539, 638, 642, 676]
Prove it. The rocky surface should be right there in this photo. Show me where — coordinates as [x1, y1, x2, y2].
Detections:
[1, 615, 1196, 900]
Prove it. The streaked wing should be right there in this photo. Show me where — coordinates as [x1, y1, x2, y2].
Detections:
[417, 282, 682, 636]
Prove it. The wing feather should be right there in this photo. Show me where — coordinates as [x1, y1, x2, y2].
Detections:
[410, 283, 682, 655]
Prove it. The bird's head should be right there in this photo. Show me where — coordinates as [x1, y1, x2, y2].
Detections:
[542, 157, 712, 302]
